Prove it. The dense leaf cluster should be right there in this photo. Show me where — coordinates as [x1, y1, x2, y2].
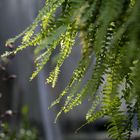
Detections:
[2, 0, 140, 139]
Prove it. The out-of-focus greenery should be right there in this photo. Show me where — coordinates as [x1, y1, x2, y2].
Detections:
[0, 106, 38, 140]
[0, 58, 38, 140]
[0, 126, 38, 140]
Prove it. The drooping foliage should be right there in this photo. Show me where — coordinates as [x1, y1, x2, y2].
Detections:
[2, 0, 140, 139]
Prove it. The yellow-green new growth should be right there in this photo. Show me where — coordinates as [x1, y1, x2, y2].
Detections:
[2, 0, 140, 139]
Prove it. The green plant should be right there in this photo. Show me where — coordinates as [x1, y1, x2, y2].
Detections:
[0, 107, 38, 140]
[2, 0, 140, 139]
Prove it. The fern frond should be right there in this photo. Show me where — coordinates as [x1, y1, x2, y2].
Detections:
[2, 0, 140, 139]
[47, 23, 77, 87]
[49, 54, 92, 109]
[86, 94, 101, 120]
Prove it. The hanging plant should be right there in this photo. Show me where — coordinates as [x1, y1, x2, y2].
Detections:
[2, 0, 140, 139]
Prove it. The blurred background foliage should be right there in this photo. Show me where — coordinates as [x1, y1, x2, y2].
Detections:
[0, 106, 38, 140]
